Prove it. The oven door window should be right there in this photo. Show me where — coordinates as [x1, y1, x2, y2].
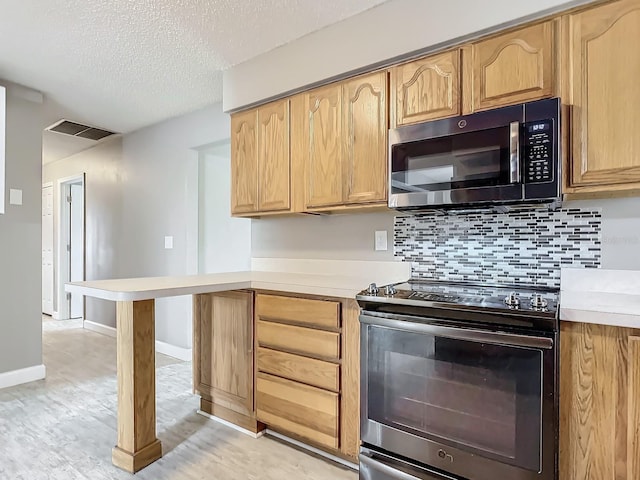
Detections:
[366, 325, 542, 472]
[391, 127, 514, 194]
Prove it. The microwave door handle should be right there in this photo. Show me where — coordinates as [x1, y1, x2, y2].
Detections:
[509, 121, 520, 183]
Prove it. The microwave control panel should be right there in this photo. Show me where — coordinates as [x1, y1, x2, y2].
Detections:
[523, 120, 554, 183]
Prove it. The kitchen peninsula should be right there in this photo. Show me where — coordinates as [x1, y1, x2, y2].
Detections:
[65, 263, 409, 473]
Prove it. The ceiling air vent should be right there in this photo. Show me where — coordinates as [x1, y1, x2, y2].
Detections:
[45, 120, 116, 141]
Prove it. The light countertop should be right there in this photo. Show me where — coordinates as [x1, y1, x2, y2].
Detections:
[560, 268, 640, 329]
[66, 259, 411, 301]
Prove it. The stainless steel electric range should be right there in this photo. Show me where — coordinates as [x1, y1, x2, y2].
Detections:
[356, 280, 559, 480]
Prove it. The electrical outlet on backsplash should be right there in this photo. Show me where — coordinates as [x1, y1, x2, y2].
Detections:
[394, 207, 602, 288]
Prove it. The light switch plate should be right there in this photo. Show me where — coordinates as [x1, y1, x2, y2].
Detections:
[9, 189, 22, 206]
[375, 230, 388, 251]
[164, 236, 173, 249]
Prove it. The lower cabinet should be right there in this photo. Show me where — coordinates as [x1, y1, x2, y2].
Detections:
[193, 290, 361, 462]
[560, 321, 640, 479]
[193, 290, 263, 433]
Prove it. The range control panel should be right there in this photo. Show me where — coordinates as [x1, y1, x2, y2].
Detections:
[523, 120, 554, 183]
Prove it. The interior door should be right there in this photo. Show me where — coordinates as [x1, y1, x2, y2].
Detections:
[42, 185, 54, 315]
[69, 183, 84, 319]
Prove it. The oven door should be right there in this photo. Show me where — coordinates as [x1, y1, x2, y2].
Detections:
[360, 313, 557, 480]
[389, 122, 523, 208]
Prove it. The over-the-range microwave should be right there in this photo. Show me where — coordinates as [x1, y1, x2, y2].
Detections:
[388, 97, 562, 210]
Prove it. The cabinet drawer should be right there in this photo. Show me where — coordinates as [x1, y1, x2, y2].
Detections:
[257, 347, 340, 392]
[256, 320, 340, 360]
[256, 294, 340, 330]
[256, 372, 339, 450]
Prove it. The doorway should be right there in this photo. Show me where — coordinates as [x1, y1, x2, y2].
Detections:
[56, 174, 85, 320]
[42, 183, 54, 315]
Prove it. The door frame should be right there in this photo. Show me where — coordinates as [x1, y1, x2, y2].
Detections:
[42, 182, 54, 315]
[54, 173, 86, 320]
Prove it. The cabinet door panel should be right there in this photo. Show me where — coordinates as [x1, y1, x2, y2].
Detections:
[258, 100, 290, 211]
[471, 21, 554, 111]
[569, 0, 640, 187]
[230, 110, 258, 214]
[306, 84, 343, 208]
[194, 291, 254, 416]
[342, 71, 388, 204]
[391, 50, 461, 126]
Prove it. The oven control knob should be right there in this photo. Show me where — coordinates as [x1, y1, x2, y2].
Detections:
[531, 294, 549, 311]
[384, 284, 397, 296]
[504, 292, 520, 308]
[367, 283, 379, 295]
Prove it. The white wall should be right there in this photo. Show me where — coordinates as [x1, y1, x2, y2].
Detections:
[0, 81, 44, 375]
[119, 103, 231, 349]
[223, 0, 592, 110]
[43, 137, 123, 327]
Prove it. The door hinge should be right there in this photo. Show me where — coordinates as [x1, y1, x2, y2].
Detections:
[66, 244, 71, 252]
[66, 292, 71, 301]
[67, 195, 72, 204]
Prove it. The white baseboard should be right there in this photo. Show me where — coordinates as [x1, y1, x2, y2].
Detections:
[155, 340, 192, 362]
[52, 311, 61, 320]
[196, 410, 265, 439]
[0, 364, 46, 390]
[83, 320, 192, 362]
[83, 319, 116, 337]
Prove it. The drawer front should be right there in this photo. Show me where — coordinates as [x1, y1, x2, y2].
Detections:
[257, 347, 340, 392]
[256, 294, 340, 330]
[256, 320, 340, 360]
[256, 372, 339, 450]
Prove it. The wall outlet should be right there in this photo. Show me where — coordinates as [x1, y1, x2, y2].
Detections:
[9, 189, 22, 206]
[375, 230, 388, 251]
[164, 236, 173, 249]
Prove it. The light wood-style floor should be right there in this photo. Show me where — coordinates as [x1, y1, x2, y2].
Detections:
[0, 317, 357, 480]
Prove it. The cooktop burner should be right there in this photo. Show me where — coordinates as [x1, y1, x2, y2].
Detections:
[357, 279, 559, 324]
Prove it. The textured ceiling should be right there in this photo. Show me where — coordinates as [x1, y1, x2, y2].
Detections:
[0, 0, 387, 163]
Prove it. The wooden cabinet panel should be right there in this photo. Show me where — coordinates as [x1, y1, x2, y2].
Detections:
[559, 321, 640, 479]
[468, 21, 555, 112]
[305, 84, 343, 208]
[230, 110, 258, 214]
[256, 320, 340, 360]
[193, 291, 254, 416]
[391, 50, 461, 126]
[256, 294, 340, 330]
[257, 347, 340, 392]
[342, 71, 388, 204]
[256, 372, 339, 449]
[568, 0, 640, 189]
[257, 100, 290, 211]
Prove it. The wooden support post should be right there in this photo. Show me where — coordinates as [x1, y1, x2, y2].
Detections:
[111, 299, 162, 473]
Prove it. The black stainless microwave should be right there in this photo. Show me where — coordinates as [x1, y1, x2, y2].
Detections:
[389, 97, 562, 210]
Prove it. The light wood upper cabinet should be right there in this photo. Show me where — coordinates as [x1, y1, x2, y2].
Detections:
[342, 71, 388, 204]
[465, 21, 556, 112]
[193, 291, 254, 417]
[257, 100, 290, 211]
[230, 110, 258, 214]
[305, 84, 343, 208]
[567, 0, 640, 190]
[391, 50, 461, 126]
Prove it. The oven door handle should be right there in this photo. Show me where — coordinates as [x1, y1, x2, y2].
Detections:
[360, 452, 426, 480]
[360, 314, 553, 349]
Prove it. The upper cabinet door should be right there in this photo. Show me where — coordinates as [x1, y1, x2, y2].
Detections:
[391, 50, 461, 127]
[568, 0, 640, 188]
[468, 21, 555, 112]
[305, 84, 343, 208]
[257, 99, 290, 211]
[231, 110, 258, 214]
[342, 71, 388, 204]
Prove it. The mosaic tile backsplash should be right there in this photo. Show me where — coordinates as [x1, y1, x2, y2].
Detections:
[394, 207, 602, 288]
